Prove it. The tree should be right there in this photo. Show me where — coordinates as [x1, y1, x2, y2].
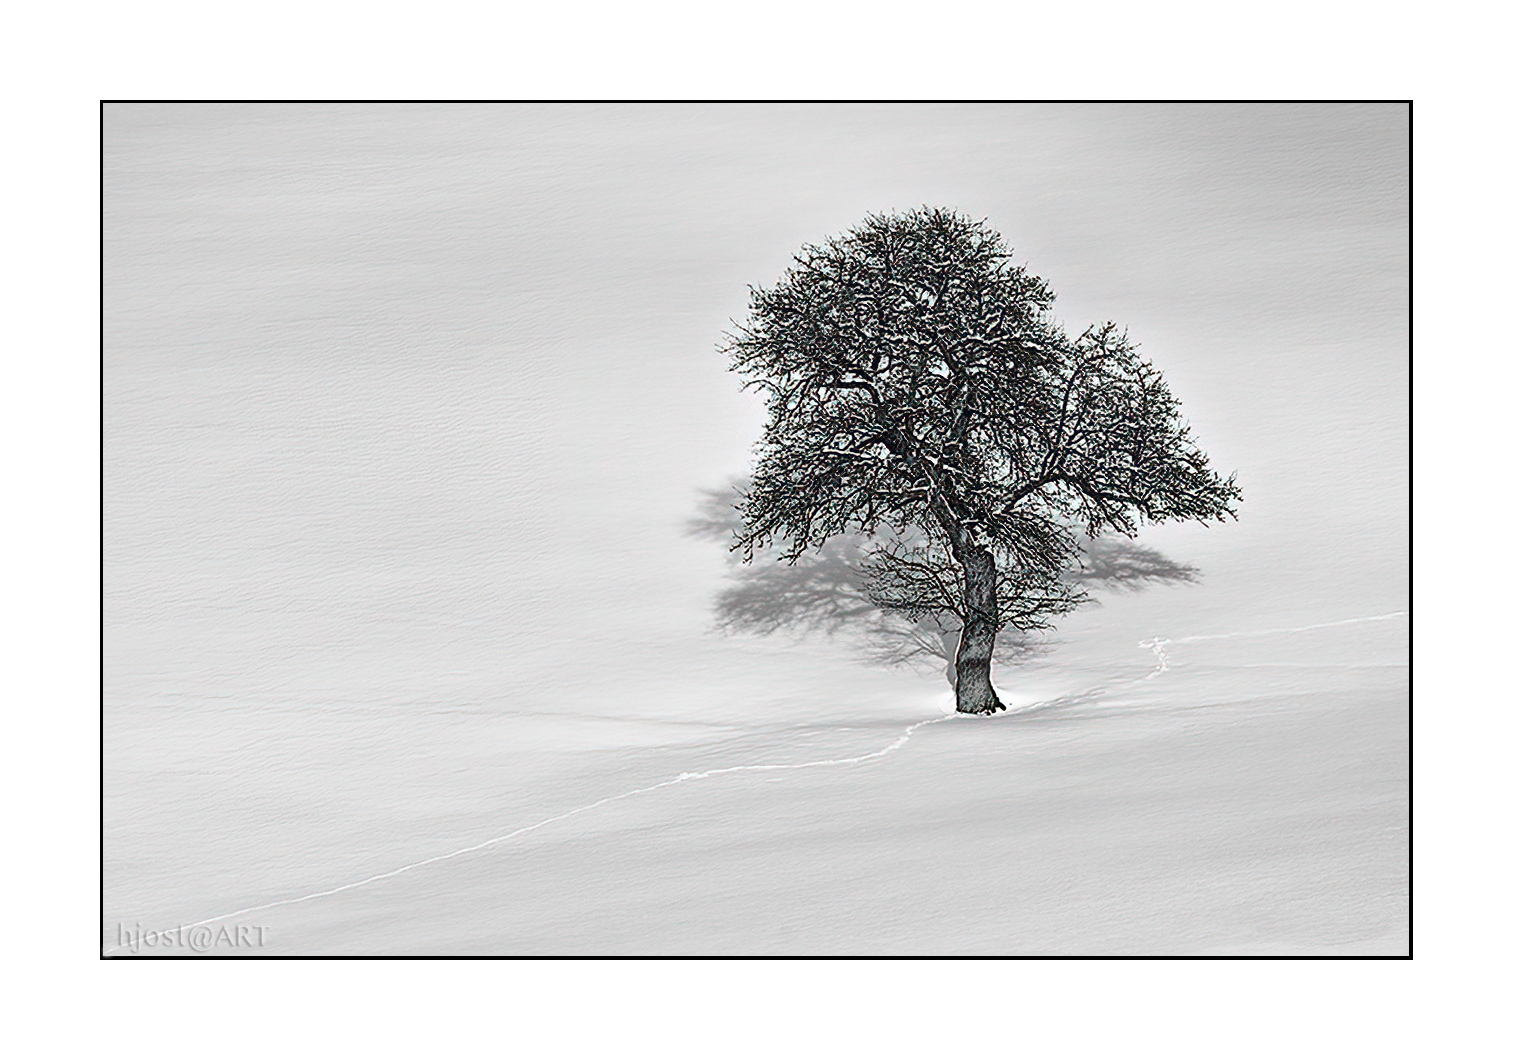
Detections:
[724, 208, 1241, 714]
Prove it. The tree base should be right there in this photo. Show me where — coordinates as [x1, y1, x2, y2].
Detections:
[955, 694, 1007, 715]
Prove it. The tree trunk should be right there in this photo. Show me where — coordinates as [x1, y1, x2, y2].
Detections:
[940, 621, 962, 689]
[954, 546, 1006, 714]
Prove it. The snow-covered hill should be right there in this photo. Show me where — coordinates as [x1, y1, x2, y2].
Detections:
[104, 103, 1407, 955]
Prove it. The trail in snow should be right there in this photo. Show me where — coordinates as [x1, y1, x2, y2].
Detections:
[103, 714, 958, 954]
[1138, 610, 1407, 678]
[104, 608, 1408, 954]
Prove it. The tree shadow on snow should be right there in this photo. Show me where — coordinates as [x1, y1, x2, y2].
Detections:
[688, 478, 1201, 691]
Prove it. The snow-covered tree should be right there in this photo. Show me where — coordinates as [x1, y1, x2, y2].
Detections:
[725, 208, 1241, 714]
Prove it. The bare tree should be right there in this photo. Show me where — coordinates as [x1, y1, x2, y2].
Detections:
[724, 208, 1240, 713]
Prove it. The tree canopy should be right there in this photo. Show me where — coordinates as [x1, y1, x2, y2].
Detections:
[725, 208, 1240, 713]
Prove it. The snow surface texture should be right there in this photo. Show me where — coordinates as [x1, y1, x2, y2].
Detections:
[105, 104, 1407, 955]
[103, 611, 1405, 956]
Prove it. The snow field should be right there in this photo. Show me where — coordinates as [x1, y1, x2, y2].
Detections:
[105, 612, 1406, 955]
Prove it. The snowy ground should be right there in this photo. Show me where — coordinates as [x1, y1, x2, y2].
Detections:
[105, 608, 1405, 955]
[104, 103, 1407, 955]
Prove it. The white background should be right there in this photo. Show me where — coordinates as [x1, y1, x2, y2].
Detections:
[7, 0, 1506, 1055]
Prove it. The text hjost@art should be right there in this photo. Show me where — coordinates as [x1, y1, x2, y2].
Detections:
[113, 923, 269, 953]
